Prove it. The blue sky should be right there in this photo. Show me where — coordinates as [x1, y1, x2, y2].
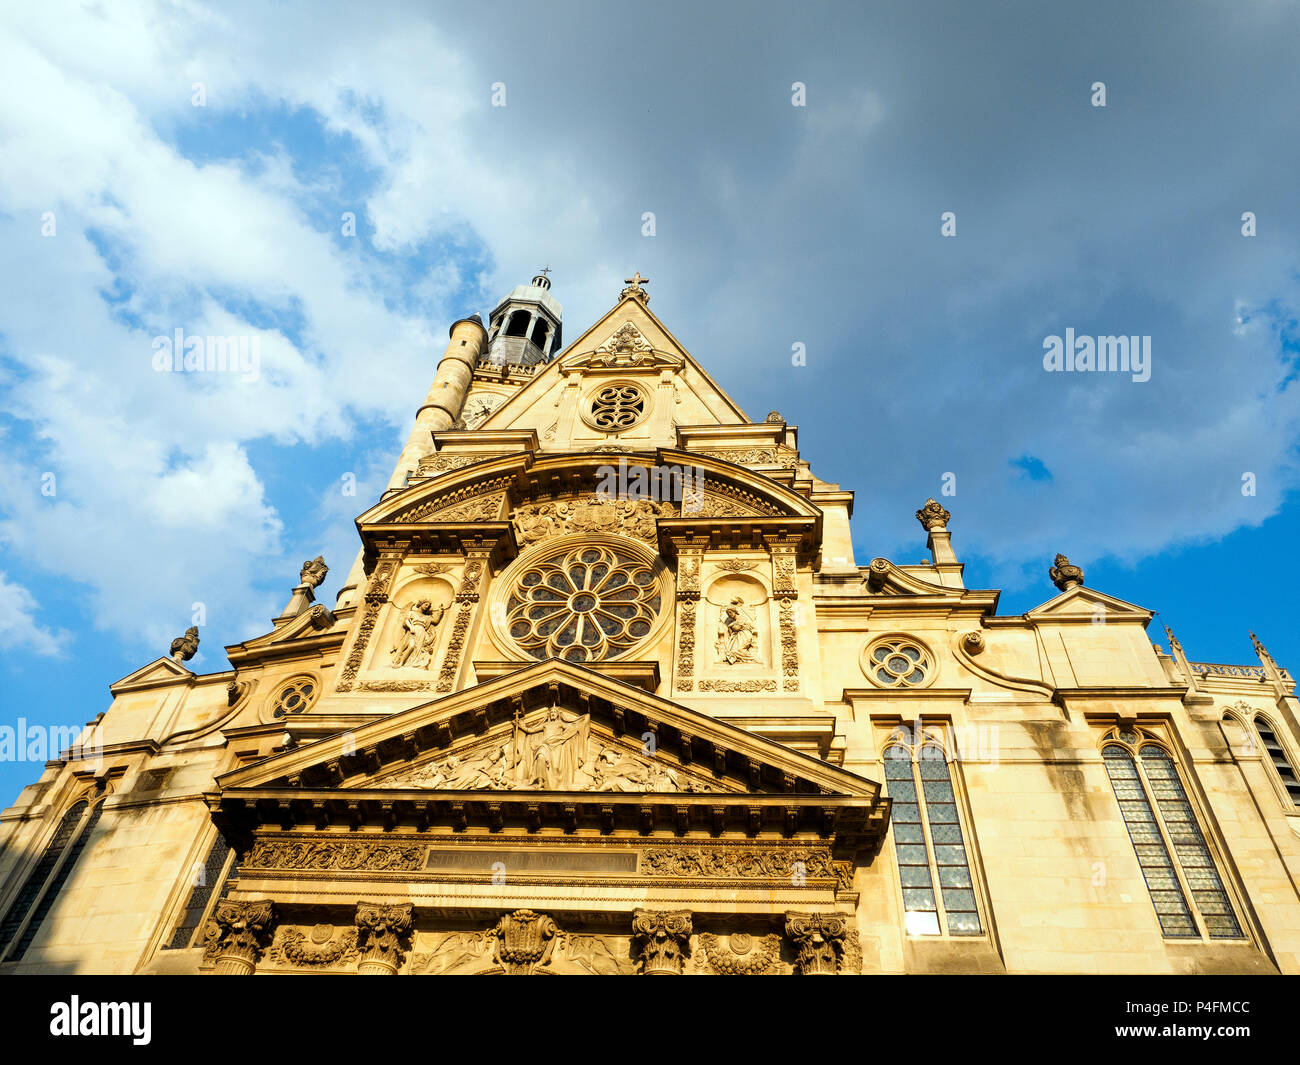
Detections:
[1, 0, 1298, 804]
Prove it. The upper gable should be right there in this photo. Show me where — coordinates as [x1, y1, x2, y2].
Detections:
[476, 295, 752, 451]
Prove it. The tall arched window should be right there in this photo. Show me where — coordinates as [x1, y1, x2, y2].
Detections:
[163, 834, 238, 950]
[882, 738, 983, 936]
[1101, 729, 1242, 940]
[1250, 713, 1300, 808]
[0, 795, 104, 962]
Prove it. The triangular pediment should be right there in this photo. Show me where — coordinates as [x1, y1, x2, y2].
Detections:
[109, 655, 195, 694]
[217, 659, 878, 801]
[473, 295, 752, 446]
[1025, 585, 1153, 625]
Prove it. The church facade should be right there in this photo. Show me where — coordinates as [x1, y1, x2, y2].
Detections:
[2, 272, 1298, 975]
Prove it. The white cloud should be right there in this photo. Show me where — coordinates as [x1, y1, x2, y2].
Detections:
[0, 571, 67, 656]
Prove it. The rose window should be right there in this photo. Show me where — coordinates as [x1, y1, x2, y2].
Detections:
[271, 676, 318, 718]
[588, 384, 647, 430]
[506, 544, 661, 662]
[865, 638, 933, 688]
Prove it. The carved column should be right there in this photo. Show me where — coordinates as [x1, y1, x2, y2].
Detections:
[632, 909, 693, 975]
[435, 538, 497, 694]
[336, 550, 403, 692]
[354, 901, 414, 975]
[784, 911, 847, 975]
[672, 536, 709, 694]
[764, 534, 800, 692]
[209, 899, 275, 975]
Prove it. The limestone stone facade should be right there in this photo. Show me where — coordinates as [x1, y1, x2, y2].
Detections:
[2, 273, 1298, 975]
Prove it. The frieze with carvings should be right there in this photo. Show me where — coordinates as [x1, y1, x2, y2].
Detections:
[242, 839, 426, 873]
[371, 711, 723, 793]
[512, 496, 676, 546]
[697, 678, 777, 692]
[394, 476, 513, 523]
[641, 846, 836, 880]
[409, 931, 490, 975]
[416, 453, 492, 476]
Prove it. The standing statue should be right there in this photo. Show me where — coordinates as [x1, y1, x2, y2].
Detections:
[170, 626, 200, 663]
[390, 600, 445, 669]
[299, 555, 329, 589]
[512, 709, 590, 789]
[715, 597, 760, 664]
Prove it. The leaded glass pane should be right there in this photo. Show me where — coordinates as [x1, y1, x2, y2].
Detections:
[0, 800, 88, 958]
[1139, 745, 1242, 938]
[1102, 745, 1196, 938]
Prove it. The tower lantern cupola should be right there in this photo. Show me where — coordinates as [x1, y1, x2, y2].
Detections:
[485, 267, 563, 366]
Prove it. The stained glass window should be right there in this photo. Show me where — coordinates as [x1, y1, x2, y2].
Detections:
[0, 799, 89, 960]
[1252, 716, 1300, 808]
[885, 744, 982, 936]
[506, 544, 661, 663]
[1103, 738, 1243, 940]
[163, 835, 233, 950]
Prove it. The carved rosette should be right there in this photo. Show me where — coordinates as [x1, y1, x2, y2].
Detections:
[632, 909, 693, 975]
[206, 899, 275, 975]
[785, 911, 848, 975]
[915, 498, 951, 531]
[354, 901, 413, 975]
[491, 909, 558, 975]
[337, 555, 400, 691]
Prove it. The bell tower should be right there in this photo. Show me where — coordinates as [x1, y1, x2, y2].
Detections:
[485, 268, 563, 366]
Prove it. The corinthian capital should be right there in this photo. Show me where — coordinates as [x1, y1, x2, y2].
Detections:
[354, 901, 414, 974]
[785, 911, 848, 975]
[208, 899, 275, 974]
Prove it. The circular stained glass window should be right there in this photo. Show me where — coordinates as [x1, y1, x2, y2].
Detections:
[505, 543, 662, 663]
[586, 383, 648, 431]
[863, 637, 933, 688]
[271, 676, 318, 718]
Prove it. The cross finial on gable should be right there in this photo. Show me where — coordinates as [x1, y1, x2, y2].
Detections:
[620, 272, 650, 304]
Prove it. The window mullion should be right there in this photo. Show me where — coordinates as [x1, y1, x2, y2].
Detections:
[914, 760, 949, 936]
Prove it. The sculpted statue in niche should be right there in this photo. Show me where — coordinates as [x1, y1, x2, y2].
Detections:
[715, 597, 760, 665]
[390, 599, 445, 669]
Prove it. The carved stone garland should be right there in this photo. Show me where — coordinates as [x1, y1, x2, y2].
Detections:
[337, 555, 400, 692]
[436, 546, 493, 693]
[354, 901, 414, 975]
[766, 535, 800, 691]
[632, 909, 693, 975]
[699, 932, 782, 975]
[674, 538, 707, 693]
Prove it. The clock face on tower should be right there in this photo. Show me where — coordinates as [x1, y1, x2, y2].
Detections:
[460, 393, 504, 429]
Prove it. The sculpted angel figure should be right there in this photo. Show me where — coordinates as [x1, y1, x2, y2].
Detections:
[390, 599, 445, 669]
[513, 709, 589, 789]
[715, 597, 760, 664]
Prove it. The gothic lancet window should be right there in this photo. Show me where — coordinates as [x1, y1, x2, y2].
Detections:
[883, 739, 983, 937]
[0, 795, 105, 962]
[1101, 729, 1243, 940]
[163, 834, 236, 950]
[1250, 713, 1300, 808]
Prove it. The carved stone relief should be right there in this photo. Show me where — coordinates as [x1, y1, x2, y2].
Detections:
[512, 496, 675, 546]
[699, 932, 782, 975]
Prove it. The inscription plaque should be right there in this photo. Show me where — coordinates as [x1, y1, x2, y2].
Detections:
[423, 847, 638, 875]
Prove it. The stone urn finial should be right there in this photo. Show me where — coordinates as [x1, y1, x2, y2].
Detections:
[169, 625, 200, 662]
[1049, 553, 1084, 591]
[915, 498, 951, 531]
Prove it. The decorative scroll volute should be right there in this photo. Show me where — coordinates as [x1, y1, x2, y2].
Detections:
[491, 909, 558, 975]
[632, 909, 693, 975]
[208, 899, 275, 975]
[354, 901, 414, 975]
[784, 911, 847, 975]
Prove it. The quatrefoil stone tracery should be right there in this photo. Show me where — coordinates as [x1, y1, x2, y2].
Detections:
[506, 545, 661, 663]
